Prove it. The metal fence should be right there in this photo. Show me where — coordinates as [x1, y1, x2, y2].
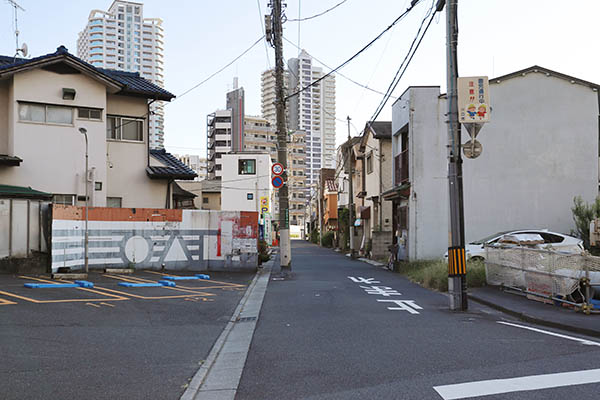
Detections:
[485, 246, 600, 314]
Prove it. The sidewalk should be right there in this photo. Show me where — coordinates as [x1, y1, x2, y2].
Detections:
[468, 286, 600, 338]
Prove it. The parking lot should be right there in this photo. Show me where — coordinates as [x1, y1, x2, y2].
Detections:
[0, 270, 254, 400]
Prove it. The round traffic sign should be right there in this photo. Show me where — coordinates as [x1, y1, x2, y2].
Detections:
[272, 162, 284, 176]
[272, 175, 284, 189]
[463, 139, 482, 159]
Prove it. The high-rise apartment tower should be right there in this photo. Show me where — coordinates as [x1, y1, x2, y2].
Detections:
[77, 1, 166, 149]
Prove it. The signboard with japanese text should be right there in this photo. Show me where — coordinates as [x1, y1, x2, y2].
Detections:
[260, 196, 269, 214]
[458, 76, 490, 123]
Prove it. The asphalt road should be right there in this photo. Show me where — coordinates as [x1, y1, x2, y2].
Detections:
[0, 270, 253, 400]
[237, 241, 600, 399]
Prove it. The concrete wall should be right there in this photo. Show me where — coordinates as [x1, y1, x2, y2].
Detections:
[51, 205, 258, 273]
[221, 153, 271, 212]
[462, 72, 599, 241]
[0, 198, 50, 260]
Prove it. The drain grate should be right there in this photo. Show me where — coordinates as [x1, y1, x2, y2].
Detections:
[237, 316, 257, 323]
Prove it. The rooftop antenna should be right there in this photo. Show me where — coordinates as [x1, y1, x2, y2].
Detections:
[7, 0, 27, 59]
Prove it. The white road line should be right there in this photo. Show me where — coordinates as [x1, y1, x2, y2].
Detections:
[433, 368, 600, 399]
[497, 321, 600, 347]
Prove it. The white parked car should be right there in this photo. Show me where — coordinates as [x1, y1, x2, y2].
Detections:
[444, 229, 584, 261]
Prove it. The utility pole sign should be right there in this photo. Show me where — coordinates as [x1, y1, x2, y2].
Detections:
[458, 76, 490, 159]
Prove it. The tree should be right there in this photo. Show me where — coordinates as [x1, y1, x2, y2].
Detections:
[571, 196, 600, 249]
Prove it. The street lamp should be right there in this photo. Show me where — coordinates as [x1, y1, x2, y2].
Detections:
[78, 127, 89, 274]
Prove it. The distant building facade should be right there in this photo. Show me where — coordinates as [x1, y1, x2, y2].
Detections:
[77, 1, 166, 150]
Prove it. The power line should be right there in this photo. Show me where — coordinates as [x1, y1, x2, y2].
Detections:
[368, 0, 438, 126]
[177, 35, 265, 100]
[282, 37, 397, 99]
[256, 0, 272, 68]
[287, 0, 349, 22]
[284, 0, 423, 101]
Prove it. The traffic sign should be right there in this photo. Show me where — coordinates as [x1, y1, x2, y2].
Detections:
[272, 175, 284, 189]
[463, 139, 482, 159]
[272, 162, 284, 176]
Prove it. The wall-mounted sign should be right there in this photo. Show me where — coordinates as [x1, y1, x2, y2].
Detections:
[260, 196, 269, 213]
[458, 76, 490, 124]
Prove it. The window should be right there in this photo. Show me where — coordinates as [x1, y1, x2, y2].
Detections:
[94, 182, 102, 191]
[203, 197, 209, 204]
[107, 116, 143, 141]
[78, 108, 102, 120]
[53, 194, 75, 205]
[19, 102, 73, 125]
[238, 159, 256, 175]
[107, 197, 122, 208]
[367, 153, 373, 174]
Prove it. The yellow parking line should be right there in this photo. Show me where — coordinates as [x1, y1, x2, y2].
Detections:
[95, 286, 214, 300]
[86, 302, 101, 308]
[143, 270, 246, 288]
[0, 297, 17, 305]
[8, 277, 129, 303]
[99, 302, 115, 307]
[104, 274, 216, 295]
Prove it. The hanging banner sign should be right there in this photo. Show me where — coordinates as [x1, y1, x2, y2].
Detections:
[458, 76, 490, 124]
[260, 196, 269, 213]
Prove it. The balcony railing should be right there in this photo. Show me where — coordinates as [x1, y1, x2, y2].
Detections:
[394, 149, 409, 186]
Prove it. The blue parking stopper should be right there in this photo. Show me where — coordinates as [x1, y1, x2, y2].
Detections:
[24, 283, 79, 289]
[158, 280, 176, 287]
[75, 280, 94, 288]
[195, 274, 210, 280]
[118, 282, 164, 288]
[162, 276, 199, 281]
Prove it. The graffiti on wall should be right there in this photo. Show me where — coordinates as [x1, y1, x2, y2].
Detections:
[51, 206, 258, 273]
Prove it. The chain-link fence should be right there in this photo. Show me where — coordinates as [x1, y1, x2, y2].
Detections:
[485, 246, 600, 313]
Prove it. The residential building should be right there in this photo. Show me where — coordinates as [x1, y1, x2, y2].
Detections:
[358, 121, 393, 238]
[0, 46, 194, 210]
[207, 82, 245, 179]
[260, 68, 290, 125]
[178, 179, 221, 210]
[317, 168, 337, 233]
[262, 49, 336, 194]
[176, 154, 207, 181]
[77, 0, 166, 149]
[386, 67, 600, 261]
[220, 152, 272, 213]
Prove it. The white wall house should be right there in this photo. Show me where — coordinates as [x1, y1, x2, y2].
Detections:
[388, 67, 600, 260]
[220, 152, 272, 213]
[0, 46, 193, 210]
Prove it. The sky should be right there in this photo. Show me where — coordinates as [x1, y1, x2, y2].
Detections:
[1, 0, 599, 158]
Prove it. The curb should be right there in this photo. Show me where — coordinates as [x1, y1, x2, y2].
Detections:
[180, 258, 274, 400]
[468, 293, 600, 339]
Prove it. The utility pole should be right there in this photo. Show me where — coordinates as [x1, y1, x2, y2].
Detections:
[445, 0, 468, 311]
[347, 116, 355, 258]
[271, 0, 292, 271]
[318, 180, 323, 246]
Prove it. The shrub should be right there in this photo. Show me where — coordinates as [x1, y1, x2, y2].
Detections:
[309, 229, 319, 244]
[258, 240, 270, 265]
[571, 195, 600, 249]
[398, 258, 487, 292]
[322, 231, 335, 248]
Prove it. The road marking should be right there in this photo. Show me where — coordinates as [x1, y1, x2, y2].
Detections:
[99, 302, 115, 307]
[497, 321, 600, 346]
[86, 302, 101, 308]
[433, 368, 600, 399]
[348, 276, 380, 284]
[377, 299, 423, 314]
[0, 297, 17, 305]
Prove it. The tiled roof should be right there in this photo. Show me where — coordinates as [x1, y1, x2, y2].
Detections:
[366, 121, 392, 139]
[147, 149, 197, 180]
[325, 179, 338, 193]
[0, 46, 174, 101]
